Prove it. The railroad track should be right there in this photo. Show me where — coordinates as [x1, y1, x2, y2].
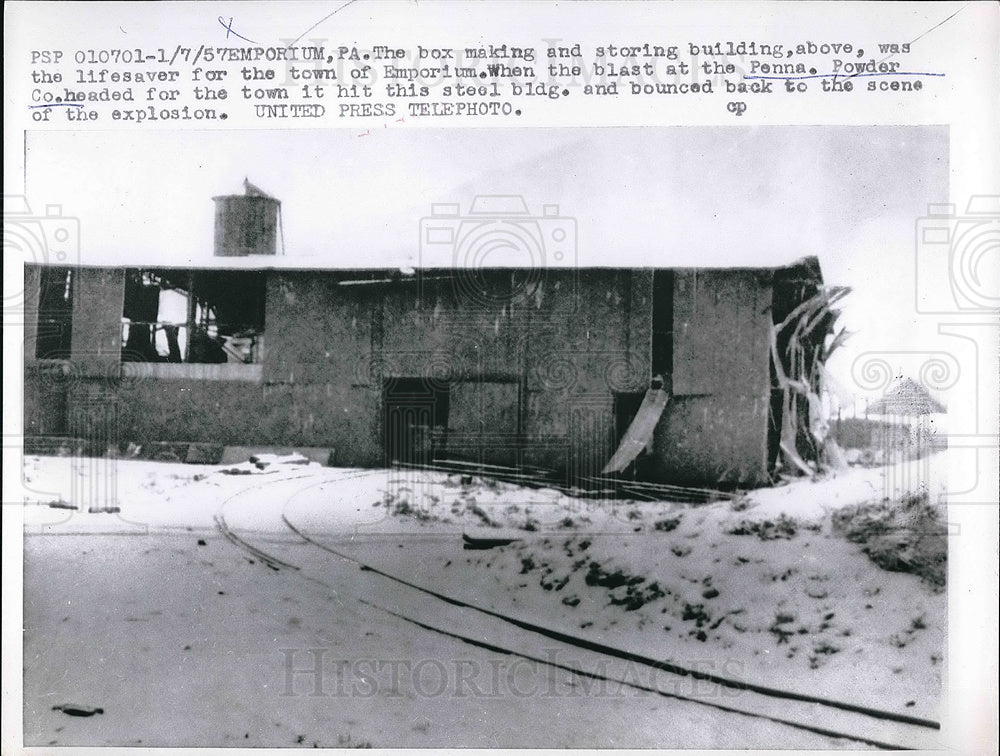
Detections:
[214, 469, 942, 750]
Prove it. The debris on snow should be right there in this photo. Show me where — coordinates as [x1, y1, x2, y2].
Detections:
[52, 704, 104, 717]
[212, 453, 319, 477]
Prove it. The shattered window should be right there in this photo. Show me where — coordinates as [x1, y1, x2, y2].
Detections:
[121, 268, 266, 364]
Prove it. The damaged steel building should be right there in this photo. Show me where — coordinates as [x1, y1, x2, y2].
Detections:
[23, 188, 846, 488]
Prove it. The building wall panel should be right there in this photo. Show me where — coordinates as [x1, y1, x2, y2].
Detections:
[263, 272, 375, 385]
[23, 364, 69, 435]
[655, 269, 774, 485]
[381, 273, 517, 380]
[653, 393, 771, 486]
[106, 377, 380, 464]
[447, 381, 520, 465]
[72, 267, 125, 374]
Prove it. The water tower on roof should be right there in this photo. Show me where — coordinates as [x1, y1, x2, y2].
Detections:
[212, 178, 282, 257]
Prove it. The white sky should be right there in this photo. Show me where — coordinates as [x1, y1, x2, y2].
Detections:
[25, 126, 948, 398]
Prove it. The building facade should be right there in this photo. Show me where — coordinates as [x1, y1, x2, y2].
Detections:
[23, 258, 826, 487]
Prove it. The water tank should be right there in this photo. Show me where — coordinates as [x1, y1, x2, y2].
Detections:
[212, 185, 280, 257]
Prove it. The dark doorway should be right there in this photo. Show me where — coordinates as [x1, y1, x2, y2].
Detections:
[383, 377, 450, 465]
[651, 269, 674, 386]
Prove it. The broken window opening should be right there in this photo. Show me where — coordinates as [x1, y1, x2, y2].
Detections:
[121, 268, 266, 364]
[35, 267, 74, 359]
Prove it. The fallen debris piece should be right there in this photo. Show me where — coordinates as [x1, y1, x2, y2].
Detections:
[216, 453, 317, 476]
[770, 285, 851, 479]
[462, 532, 521, 550]
[52, 704, 104, 717]
[250, 453, 310, 469]
[395, 459, 729, 504]
[218, 467, 253, 476]
[601, 388, 670, 474]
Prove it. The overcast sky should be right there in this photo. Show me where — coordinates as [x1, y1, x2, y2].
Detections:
[26, 126, 948, 399]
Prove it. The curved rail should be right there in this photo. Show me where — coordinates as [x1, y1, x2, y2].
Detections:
[209, 467, 941, 750]
[216, 514, 905, 748]
[281, 513, 940, 731]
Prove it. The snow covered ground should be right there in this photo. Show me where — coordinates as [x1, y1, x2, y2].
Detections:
[18, 451, 949, 749]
